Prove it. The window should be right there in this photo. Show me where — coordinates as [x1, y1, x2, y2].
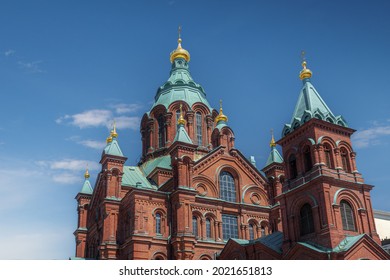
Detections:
[158, 115, 165, 148]
[249, 224, 254, 240]
[300, 203, 314, 236]
[289, 154, 298, 179]
[340, 200, 356, 231]
[220, 171, 236, 202]
[192, 216, 198, 238]
[156, 213, 161, 234]
[261, 226, 266, 237]
[196, 112, 203, 146]
[222, 214, 238, 240]
[303, 146, 312, 172]
[324, 144, 333, 168]
[206, 218, 211, 239]
[340, 148, 350, 172]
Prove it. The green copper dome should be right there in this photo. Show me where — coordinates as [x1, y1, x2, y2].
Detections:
[149, 56, 213, 113]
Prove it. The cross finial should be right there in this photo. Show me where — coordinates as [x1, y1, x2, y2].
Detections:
[219, 99, 222, 109]
[178, 26, 182, 39]
[301, 50, 306, 61]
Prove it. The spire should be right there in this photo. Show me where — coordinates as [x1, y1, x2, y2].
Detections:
[173, 104, 193, 144]
[299, 51, 312, 81]
[177, 104, 186, 125]
[170, 26, 191, 63]
[265, 129, 283, 167]
[270, 129, 276, 148]
[215, 99, 228, 123]
[80, 167, 93, 195]
[103, 123, 124, 157]
[282, 53, 348, 136]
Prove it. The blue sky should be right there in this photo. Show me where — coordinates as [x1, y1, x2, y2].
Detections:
[0, 0, 389, 259]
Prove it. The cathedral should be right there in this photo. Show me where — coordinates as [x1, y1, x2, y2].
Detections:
[74, 34, 390, 260]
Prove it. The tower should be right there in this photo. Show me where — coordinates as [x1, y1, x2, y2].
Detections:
[277, 57, 383, 259]
[74, 168, 93, 258]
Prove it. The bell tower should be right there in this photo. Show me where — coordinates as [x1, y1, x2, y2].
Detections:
[277, 55, 380, 252]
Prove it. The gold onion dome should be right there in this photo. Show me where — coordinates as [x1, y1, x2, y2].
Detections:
[299, 60, 312, 80]
[110, 121, 118, 138]
[170, 27, 190, 63]
[270, 129, 276, 148]
[215, 100, 228, 123]
[177, 104, 186, 125]
[106, 135, 113, 143]
[84, 168, 90, 179]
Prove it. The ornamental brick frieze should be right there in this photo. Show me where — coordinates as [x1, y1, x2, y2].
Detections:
[191, 205, 217, 215]
[193, 148, 224, 172]
[134, 199, 166, 208]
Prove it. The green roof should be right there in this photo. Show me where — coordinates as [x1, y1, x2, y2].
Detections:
[265, 146, 283, 167]
[282, 79, 347, 136]
[298, 234, 366, 253]
[122, 166, 157, 190]
[79, 179, 93, 194]
[139, 155, 172, 177]
[173, 124, 193, 144]
[215, 120, 228, 131]
[231, 231, 283, 253]
[149, 58, 213, 113]
[103, 138, 124, 157]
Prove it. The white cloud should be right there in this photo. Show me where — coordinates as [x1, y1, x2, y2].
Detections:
[352, 125, 390, 148]
[18, 60, 44, 73]
[4, 49, 15, 57]
[78, 139, 106, 149]
[71, 109, 112, 128]
[110, 103, 142, 114]
[115, 116, 140, 130]
[57, 106, 140, 130]
[39, 159, 100, 171]
[52, 172, 80, 184]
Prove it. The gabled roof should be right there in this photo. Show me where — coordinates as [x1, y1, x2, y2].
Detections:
[79, 178, 93, 195]
[283, 79, 348, 136]
[139, 155, 172, 177]
[173, 124, 193, 144]
[122, 166, 157, 190]
[230, 231, 283, 253]
[265, 146, 283, 167]
[103, 138, 124, 157]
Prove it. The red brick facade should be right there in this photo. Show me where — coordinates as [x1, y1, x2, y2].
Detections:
[74, 47, 389, 260]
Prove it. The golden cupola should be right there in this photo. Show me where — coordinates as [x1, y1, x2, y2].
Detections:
[215, 100, 228, 123]
[170, 26, 190, 63]
[299, 52, 312, 80]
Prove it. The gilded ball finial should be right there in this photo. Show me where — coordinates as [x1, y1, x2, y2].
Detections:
[270, 129, 276, 148]
[84, 168, 90, 179]
[299, 51, 312, 80]
[177, 104, 186, 125]
[215, 99, 228, 123]
[170, 26, 190, 63]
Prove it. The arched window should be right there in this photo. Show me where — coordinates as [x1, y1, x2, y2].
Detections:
[261, 226, 266, 237]
[300, 203, 314, 236]
[196, 112, 203, 146]
[158, 115, 165, 148]
[249, 224, 254, 240]
[340, 200, 356, 231]
[206, 218, 211, 239]
[289, 154, 298, 179]
[220, 171, 236, 202]
[324, 144, 333, 168]
[303, 146, 312, 172]
[192, 216, 198, 238]
[340, 148, 350, 172]
[156, 213, 161, 234]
